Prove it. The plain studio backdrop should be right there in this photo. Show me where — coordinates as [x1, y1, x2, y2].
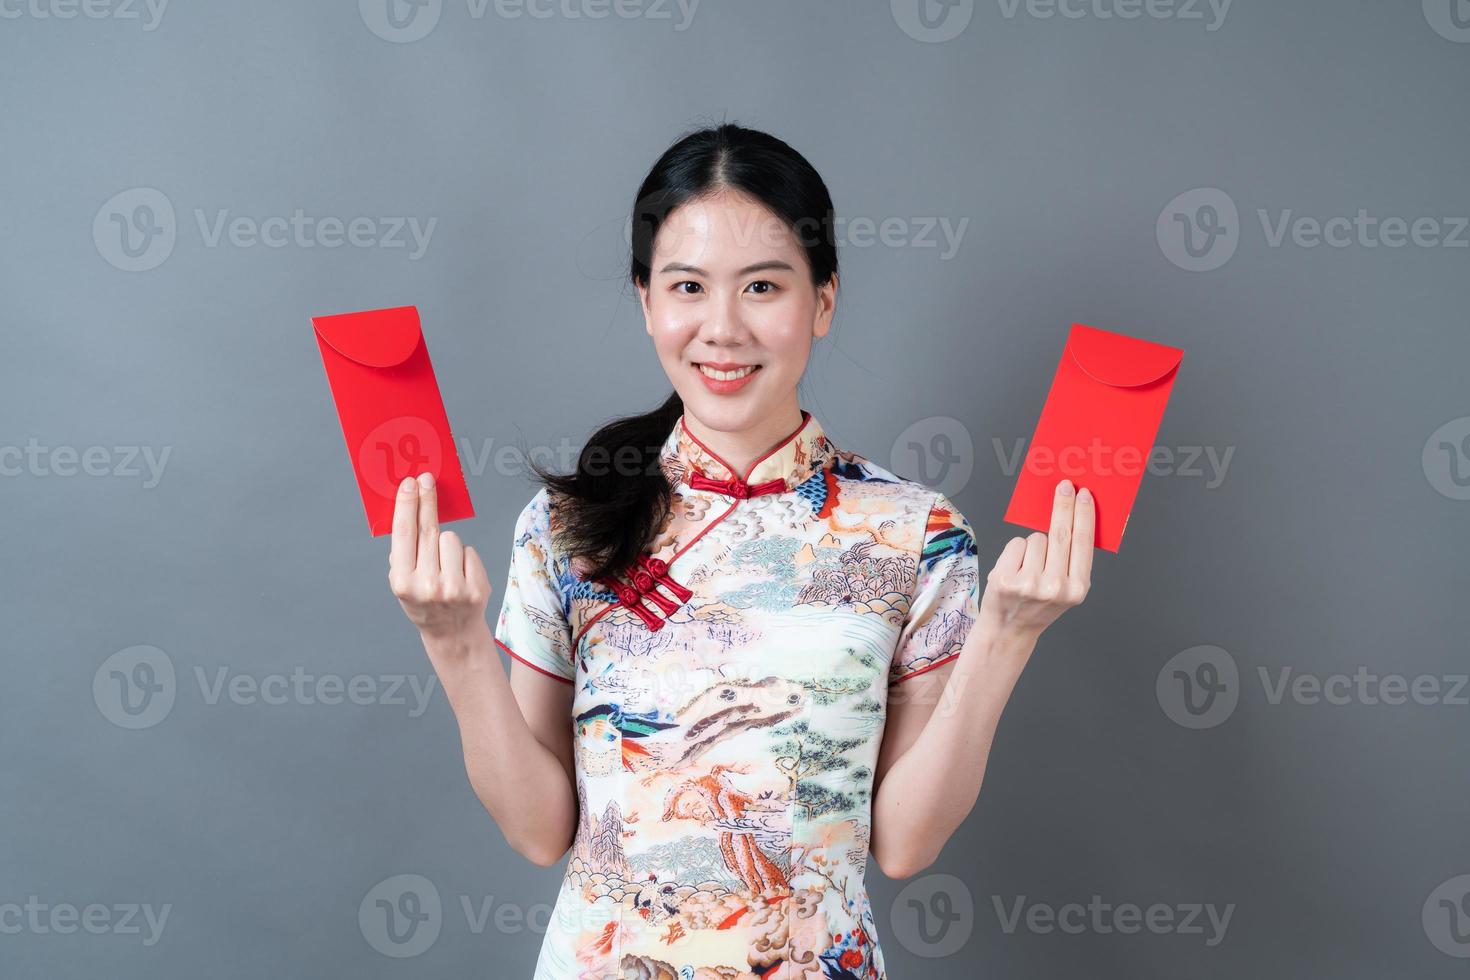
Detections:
[2, 1, 1467, 977]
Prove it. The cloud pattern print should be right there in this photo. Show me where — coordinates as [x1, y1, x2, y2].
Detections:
[493, 409, 981, 980]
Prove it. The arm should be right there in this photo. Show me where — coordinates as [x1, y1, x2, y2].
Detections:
[387, 473, 577, 867]
[869, 478, 1095, 879]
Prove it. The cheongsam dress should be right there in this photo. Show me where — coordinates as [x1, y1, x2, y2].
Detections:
[493, 408, 982, 980]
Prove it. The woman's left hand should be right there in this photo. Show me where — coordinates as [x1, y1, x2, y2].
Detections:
[978, 478, 1095, 638]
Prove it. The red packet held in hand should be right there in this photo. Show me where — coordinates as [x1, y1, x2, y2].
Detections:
[1004, 323, 1183, 552]
[310, 305, 474, 536]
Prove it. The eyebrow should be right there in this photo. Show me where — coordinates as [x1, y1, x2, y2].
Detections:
[657, 260, 796, 277]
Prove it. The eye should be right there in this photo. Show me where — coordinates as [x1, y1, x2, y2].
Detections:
[746, 280, 778, 295]
[673, 281, 703, 295]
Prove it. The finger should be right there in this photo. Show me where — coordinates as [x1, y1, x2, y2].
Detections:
[1069, 486, 1096, 585]
[992, 536, 1027, 578]
[464, 545, 493, 599]
[1045, 479, 1076, 579]
[389, 477, 419, 572]
[439, 530, 465, 585]
[1021, 531, 1048, 575]
[415, 471, 440, 572]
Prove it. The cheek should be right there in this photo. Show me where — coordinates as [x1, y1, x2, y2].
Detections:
[647, 309, 700, 354]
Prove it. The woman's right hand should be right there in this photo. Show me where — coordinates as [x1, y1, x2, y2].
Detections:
[387, 472, 494, 644]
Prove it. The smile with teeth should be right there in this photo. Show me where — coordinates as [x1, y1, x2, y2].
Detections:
[696, 364, 760, 381]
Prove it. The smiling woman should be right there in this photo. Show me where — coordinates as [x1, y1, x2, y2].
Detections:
[385, 122, 1094, 980]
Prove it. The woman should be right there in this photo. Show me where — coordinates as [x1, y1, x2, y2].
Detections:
[387, 123, 1093, 979]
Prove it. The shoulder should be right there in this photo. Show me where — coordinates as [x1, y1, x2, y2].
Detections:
[512, 487, 572, 572]
[828, 449, 969, 533]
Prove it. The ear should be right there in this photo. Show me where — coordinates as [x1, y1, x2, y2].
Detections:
[637, 279, 653, 336]
[812, 273, 837, 339]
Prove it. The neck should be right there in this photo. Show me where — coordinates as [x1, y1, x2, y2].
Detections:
[681, 405, 806, 481]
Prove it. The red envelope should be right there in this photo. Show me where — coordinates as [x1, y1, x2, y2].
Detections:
[1003, 323, 1183, 552]
[310, 305, 475, 536]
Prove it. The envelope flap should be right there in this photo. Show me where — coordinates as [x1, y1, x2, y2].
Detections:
[1066, 322, 1183, 388]
[311, 305, 422, 367]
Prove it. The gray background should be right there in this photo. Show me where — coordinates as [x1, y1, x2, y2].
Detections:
[3, 0, 1467, 977]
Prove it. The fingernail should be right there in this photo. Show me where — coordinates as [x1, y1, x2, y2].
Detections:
[1058, 479, 1074, 496]
[400, 477, 416, 493]
[1078, 487, 1091, 501]
[418, 472, 435, 489]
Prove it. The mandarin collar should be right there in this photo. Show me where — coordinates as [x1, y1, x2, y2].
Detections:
[659, 409, 837, 494]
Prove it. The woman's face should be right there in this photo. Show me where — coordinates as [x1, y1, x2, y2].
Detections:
[637, 189, 836, 434]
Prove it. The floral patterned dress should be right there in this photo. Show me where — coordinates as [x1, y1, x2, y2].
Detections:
[493, 408, 981, 980]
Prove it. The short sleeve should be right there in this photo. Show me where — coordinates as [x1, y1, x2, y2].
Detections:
[890, 491, 982, 684]
[492, 488, 575, 684]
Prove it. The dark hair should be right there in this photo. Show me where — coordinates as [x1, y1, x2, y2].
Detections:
[529, 121, 839, 585]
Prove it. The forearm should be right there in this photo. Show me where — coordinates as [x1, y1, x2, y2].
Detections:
[870, 618, 1038, 877]
[423, 624, 576, 865]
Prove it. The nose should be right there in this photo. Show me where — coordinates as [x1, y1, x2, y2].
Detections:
[698, 287, 746, 344]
